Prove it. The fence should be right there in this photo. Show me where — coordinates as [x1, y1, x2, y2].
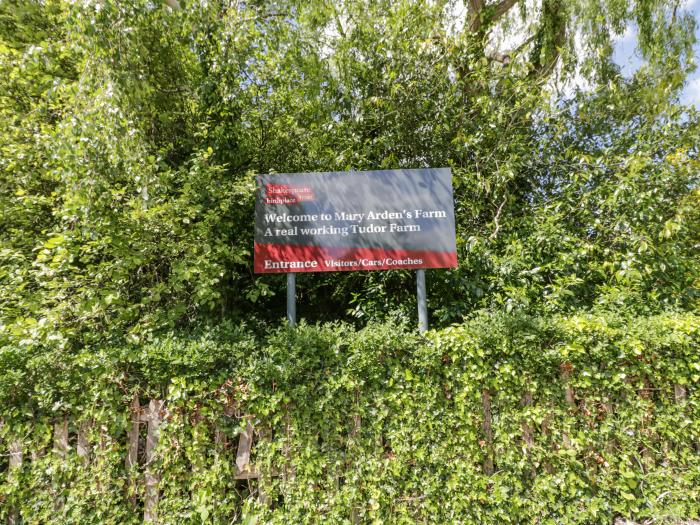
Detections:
[2, 381, 696, 523]
[1, 314, 699, 523]
[2, 397, 265, 524]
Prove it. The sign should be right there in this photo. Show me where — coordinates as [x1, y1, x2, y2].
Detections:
[254, 168, 457, 273]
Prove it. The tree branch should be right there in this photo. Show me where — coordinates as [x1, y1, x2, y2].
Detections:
[330, 1, 347, 38]
[492, 0, 519, 22]
[468, 0, 485, 32]
[486, 51, 511, 64]
[469, 0, 520, 33]
[489, 195, 507, 240]
[486, 34, 535, 65]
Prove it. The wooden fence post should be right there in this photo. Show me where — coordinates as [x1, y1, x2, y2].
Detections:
[521, 390, 535, 477]
[77, 420, 91, 464]
[53, 418, 69, 512]
[144, 399, 163, 524]
[521, 391, 534, 450]
[256, 425, 273, 506]
[350, 389, 361, 525]
[235, 418, 254, 478]
[127, 397, 141, 471]
[481, 388, 494, 475]
[639, 376, 654, 465]
[214, 425, 226, 447]
[92, 423, 108, 495]
[674, 384, 687, 402]
[560, 365, 575, 449]
[53, 418, 69, 459]
[126, 396, 141, 507]
[7, 433, 22, 525]
[214, 403, 236, 448]
[282, 408, 297, 484]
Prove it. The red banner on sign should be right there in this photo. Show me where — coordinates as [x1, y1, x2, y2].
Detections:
[254, 243, 457, 273]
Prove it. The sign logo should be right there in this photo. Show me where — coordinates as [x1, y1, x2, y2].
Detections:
[263, 184, 315, 204]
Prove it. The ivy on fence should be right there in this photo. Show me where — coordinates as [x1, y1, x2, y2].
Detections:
[0, 311, 699, 524]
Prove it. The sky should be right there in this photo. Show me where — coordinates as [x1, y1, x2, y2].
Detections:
[613, 0, 700, 107]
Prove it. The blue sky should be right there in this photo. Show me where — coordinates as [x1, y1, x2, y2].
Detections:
[613, 0, 700, 107]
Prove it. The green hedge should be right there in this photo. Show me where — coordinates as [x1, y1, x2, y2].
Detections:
[1, 311, 699, 524]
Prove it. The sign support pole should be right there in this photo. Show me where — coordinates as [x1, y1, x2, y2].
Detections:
[416, 269, 427, 333]
[287, 272, 296, 327]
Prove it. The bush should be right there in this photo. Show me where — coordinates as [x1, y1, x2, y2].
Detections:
[1, 311, 699, 524]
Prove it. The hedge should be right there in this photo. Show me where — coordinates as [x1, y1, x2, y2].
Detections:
[1, 310, 699, 524]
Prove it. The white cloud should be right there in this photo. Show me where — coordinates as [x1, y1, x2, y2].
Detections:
[618, 26, 636, 43]
[682, 75, 700, 106]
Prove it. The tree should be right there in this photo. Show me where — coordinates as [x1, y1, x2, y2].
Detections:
[0, 0, 697, 349]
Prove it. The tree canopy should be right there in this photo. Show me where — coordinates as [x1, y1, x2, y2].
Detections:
[0, 0, 698, 348]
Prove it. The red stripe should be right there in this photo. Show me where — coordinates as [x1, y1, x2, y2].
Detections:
[254, 243, 457, 273]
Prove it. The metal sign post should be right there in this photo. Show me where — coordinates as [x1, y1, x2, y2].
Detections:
[417, 269, 427, 333]
[287, 272, 296, 327]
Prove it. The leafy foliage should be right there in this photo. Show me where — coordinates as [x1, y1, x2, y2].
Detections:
[1, 314, 699, 523]
[1, 0, 699, 522]
[1, 0, 698, 344]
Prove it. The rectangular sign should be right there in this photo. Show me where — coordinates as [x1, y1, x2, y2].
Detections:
[254, 168, 457, 273]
